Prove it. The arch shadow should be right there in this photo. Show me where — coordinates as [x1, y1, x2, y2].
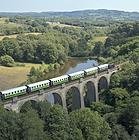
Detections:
[19, 99, 38, 113]
[52, 93, 63, 106]
[66, 87, 81, 112]
[98, 76, 108, 92]
[84, 81, 96, 107]
[109, 72, 116, 87]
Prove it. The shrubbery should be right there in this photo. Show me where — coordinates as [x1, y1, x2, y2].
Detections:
[0, 55, 15, 67]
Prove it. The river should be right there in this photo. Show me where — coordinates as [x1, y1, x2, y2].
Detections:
[45, 58, 98, 79]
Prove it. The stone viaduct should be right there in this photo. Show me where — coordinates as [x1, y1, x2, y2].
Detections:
[4, 68, 118, 113]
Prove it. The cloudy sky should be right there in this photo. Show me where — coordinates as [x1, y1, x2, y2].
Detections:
[0, 0, 139, 12]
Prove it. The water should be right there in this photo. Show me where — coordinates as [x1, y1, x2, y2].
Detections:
[66, 59, 98, 74]
[45, 58, 98, 79]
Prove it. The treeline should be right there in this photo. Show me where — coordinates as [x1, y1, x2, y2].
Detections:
[0, 16, 108, 36]
[95, 61, 139, 139]
[0, 27, 92, 64]
[91, 22, 139, 139]
[0, 102, 111, 140]
[91, 22, 139, 63]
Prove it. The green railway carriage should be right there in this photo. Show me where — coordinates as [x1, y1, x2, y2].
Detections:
[98, 64, 108, 73]
[50, 75, 69, 86]
[28, 80, 50, 92]
[0, 86, 27, 99]
[84, 67, 98, 76]
[68, 71, 84, 81]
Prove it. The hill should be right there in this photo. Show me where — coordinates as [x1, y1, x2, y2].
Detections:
[0, 9, 139, 21]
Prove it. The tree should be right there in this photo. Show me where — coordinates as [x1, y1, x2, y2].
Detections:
[20, 110, 48, 140]
[0, 110, 21, 140]
[0, 38, 19, 59]
[44, 105, 70, 140]
[100, 88, 129, 107]
[92, 41, 104, 56]
[70, 108, 111, 140]
[0, 55, 15, 67]
[90, 102, 114, 116]
[118, 96, 139, 136]
[110, 124, 131, 140]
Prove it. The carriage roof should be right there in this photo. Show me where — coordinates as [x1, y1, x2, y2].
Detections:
[28, 80, 50, 87]
[68, 71, 84, 77]
[98, 64, 108, 69]
[49, 75, 69, 82]
[1, 86, 27, 95]
[84, 67, 98, 72]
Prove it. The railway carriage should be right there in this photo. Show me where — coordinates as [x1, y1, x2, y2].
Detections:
[98, 64, 108, 73]
[108, 64, 115, 69]
[27, 80, 50, 92]
[0, 86, 27, 100]
[49, 75, 69, 86]
[68, 71, 84, 81]
[84, 67, 98, 76]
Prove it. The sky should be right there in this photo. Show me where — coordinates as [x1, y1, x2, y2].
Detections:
[0, 0, 139, 12]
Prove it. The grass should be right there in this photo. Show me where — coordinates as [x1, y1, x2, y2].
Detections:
[0, 18, 21, 28]
[0, 18, 42, 40]
[47, 21, 81, 28]
[0, 63, 41, 91]
[0, 33, 42, 41]
[0, 34, 18, 40]
[0, 18, 8, 24]
[93, 36, 108, 43]
[87, 36, 107, 49]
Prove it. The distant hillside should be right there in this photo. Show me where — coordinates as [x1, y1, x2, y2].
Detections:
[0, 9, 139, 21]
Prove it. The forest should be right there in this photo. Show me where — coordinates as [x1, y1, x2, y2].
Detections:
[0, 13, 139, 139]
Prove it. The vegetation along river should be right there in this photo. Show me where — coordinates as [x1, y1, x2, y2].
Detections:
[44, 58, 98, 80]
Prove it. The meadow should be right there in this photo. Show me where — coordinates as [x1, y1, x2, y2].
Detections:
[0, 63, 41, 90]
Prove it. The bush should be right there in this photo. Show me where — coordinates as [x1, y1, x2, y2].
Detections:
[0, 55, 15, 67]
[54, 63, 60, 69]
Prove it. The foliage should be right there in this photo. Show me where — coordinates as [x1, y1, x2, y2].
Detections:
[70, 108, 111, 140]
[100, 88, 129, 107]
[90, 102, 114, 116]
[0, 55, 15, 67]
[20, 110, 47, 140]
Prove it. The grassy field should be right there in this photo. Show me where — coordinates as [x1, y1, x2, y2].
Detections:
[47, 21, 81, 28]
[0, 18, 7, 24]
[0, 18, 21, 28]
[0, 63, 41, 91]
[87, 36, 107, 49]
[93, 36, 108, 43]
[0, 33, 42, 41]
